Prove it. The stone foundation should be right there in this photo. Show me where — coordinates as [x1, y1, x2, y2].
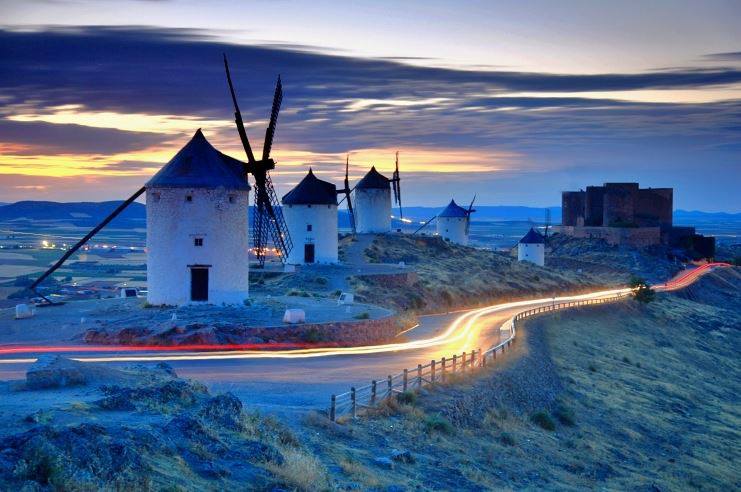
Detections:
[83, 314, 415, 348]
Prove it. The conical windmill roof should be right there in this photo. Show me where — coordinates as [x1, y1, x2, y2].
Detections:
[355, 166, 390, 190]
[282, 168, 338, 205]
[146, 129, 250, 190]
[520, 228, 545, 244]
[439, 199, 469, 218]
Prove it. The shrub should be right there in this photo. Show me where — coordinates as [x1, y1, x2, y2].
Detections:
[530, 411, 556, 431]
[424, 414, 453, 434]
[588, 363, 597, 372]
[499, 432, 516, 446]
[630, 276, 655, 303]
[354, 312, 370, 320]
[314, 276, 328, 285]
[396, 391, 417, 406]
[553, 403, 576, 427]
[303, 327, 324, 344]
[243, 298, 251, 307]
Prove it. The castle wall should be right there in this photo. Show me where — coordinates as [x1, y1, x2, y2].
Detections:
[602, 183, 639, 226]
[562, 191, 586, 226]
[635, 188, 673, 227]
[558, 225, 661, 247]
[585, 186, 606, 226]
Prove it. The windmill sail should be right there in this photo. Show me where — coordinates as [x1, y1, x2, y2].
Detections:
[465, 194, 476, 235]
[338, 155, 357, 234]
[391, 151, 402, 220]
[223, 55, 292, 266]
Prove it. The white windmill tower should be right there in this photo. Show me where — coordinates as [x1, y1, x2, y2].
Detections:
[437, 196, 476, 245]
[517, 227, 545, 266]
[146, 129, 251, 305]
[352, 155, 403, 234]
[353, 166, 391, 233]
[281, 168, 339, 264]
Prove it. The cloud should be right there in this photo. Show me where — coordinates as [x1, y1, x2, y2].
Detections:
[0, 26, 739, 210]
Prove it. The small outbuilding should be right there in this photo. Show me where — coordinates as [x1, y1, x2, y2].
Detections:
[354, 166, 391, 233]
[517, 228, 545, 266]
[281, 168, 338, 264]
[437, 199, 471, 245]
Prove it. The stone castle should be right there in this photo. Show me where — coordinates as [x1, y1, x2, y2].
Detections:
[559, 182, 714, 258]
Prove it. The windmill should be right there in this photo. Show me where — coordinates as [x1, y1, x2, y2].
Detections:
[391, 151, 403, 220]
[336, 155, 356, 234]
[223, 55, 292, 267]
[413, 195, 476, 239]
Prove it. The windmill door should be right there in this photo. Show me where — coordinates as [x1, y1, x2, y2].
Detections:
[304, 244, 315, 263]
[190, 267, 209, 301]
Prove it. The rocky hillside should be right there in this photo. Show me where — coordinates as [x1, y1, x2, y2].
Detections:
[345, 234, 626, 313]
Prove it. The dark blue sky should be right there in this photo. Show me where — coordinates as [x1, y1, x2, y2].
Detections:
[0, 4, 739, 211]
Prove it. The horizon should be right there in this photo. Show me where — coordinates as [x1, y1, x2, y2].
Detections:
[1, 1, 740, 212]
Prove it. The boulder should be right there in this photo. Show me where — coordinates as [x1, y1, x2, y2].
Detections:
[26, 355, 89, 389]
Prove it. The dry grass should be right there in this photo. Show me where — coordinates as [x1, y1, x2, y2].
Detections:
[266, 448, 330, 492]
[299, 270, 740, 490]
[347, 234, 611, 312]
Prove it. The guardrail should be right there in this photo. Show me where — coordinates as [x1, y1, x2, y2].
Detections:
[328, 292, 631, 421]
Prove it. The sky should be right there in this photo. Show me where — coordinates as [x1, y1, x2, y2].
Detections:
[0, 0, 740, 211]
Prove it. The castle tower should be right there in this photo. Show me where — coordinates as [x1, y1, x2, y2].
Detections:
[437, 199, 470, 245]
[145, 130, 250, 306]
[517, 228, 545, 266]
[281, 168, 338, 264]
[354, 166, 391, 233]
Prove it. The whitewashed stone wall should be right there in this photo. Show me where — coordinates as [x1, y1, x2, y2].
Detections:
[283, 203, 338, 264]
[437, 216, 469, 245]
[355, 188, 391, 233]
[146, 187, 250, 305]
[517, 242, 545, 266]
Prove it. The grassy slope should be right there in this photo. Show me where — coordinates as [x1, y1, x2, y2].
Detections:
[346, 234, 619, 313]
[301, 268, 740, 490]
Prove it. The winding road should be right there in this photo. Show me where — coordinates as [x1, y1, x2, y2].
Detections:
[0, 263, 727, 418]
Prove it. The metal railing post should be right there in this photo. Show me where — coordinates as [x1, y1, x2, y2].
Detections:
[387, 375, 392, 397]
[371, 380, 377, 405]
[351, 387, 356, 419]
[403, 369, 408, 391]
[330, 395, 336, 422]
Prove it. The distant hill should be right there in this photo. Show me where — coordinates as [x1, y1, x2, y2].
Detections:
[0, 201, 737, 228]
[0, 201, 146, 227]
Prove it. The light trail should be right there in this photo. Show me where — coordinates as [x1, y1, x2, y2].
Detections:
[0, 263, 728, 365]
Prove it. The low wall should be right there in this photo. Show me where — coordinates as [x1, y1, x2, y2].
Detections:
[83, 314, 415, 347]
[556, 225, 660, 247]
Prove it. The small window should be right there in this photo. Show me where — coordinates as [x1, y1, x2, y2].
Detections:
[194, 238, 203, 247]
[307, 224, 313, 232]
[151, 192, 161, 202]
[186, 195, 193, 202]
[228, 195, 236, 204]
